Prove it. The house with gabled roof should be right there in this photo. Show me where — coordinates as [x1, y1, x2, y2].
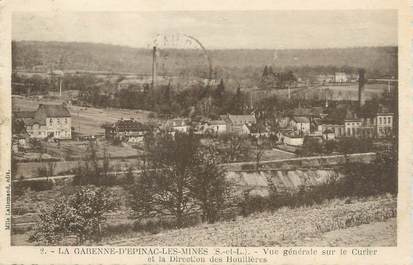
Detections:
[221, 114, 256, 135]
[163, 118, 191, 134]
[102, 118, 150, 143]
[289, 116, 311, 135]
[13, 104, 72, 139]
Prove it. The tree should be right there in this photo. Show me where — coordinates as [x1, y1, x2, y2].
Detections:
[29, 186, 116, 245]
[218, 133, 250, 162]
[190, 146, 229, 223]
[300, 137, 323, 156]
[230, 85, 244, 114]
[215, 79, 225, 99]
[101, 147, 112, 185]
[46, 161, 56, 179]
[73, 142, 114, 186]
[254, 139, 265, 172]
[262, 66, 268, 78]
[129, 132, 199, 227]
[336, 137, 373, 155]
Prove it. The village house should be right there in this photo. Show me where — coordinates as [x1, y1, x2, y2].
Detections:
[344, 111, 362, 137]
[102, 118, 150, 143]
[13, 104, 72, 140]
[289, 116, 311, 135]
[376, 112, 394, 138]
[317, 120, 345, 139]
[248, 123, 272, 138]
[164, 118, 191, 134]
[221, 114, 257, 135]
[334, 72, 348, 83]
[317, 106, 393, 139]
[200, 119, 227, 135]
[316, 74, 335, 84]
[277, 130, 304, 146]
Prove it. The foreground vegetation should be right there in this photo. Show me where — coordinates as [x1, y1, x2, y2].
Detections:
[11, 130, 397, 245]
[106, 194, 396, 246]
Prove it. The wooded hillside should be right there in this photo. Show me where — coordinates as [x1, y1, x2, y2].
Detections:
[12, 41, 397, 77]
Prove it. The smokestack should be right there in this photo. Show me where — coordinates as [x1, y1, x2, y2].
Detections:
[358, 68, 366, 108]
[151, 46, 157, 89]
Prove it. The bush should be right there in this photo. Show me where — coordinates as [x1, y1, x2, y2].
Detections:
[238, 192, 271, 217]
[29, 186, 117, 245]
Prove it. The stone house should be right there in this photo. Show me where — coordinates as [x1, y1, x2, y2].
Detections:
[13, 104, 72, 140]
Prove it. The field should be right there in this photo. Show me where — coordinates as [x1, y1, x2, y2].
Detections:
[12, 96, 154, 135]
[262, 148, 296, 160]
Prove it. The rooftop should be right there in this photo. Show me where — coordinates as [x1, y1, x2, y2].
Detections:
[105, 119, 149, 132]
[223, 114, 256, 125]
[292, 116, 310, 123]
[36, 104, 71, 118]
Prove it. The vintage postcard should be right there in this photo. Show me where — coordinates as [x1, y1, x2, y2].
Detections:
[0, 0, 411, 264]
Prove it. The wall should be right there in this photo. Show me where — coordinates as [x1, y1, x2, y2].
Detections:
[223, 152, 376, 197]
[222, 153, 376, 172]
[227, 168, 344, 197]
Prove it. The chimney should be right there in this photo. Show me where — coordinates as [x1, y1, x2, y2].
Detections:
[151, 46, 157, 89]
[358, 69, 366, 108]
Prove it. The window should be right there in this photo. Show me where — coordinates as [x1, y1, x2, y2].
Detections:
[49, 118, 53, 124]
[387, 117, 391, 124]
[379, 117, 382, 124]
[65, 118, 68, 124]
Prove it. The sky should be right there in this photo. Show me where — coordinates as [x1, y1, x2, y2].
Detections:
[12, 10, 397, 49]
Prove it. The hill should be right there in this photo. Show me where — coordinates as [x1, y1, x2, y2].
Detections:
[12, 41, 397, 77]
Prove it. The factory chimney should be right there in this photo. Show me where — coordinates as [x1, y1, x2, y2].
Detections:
[151, 46, 157, 89]
[358, 68, 366, 108]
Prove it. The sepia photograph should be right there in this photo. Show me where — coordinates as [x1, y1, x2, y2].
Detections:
[9, 10, 398, 247]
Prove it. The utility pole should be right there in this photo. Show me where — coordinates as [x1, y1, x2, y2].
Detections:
[151, 46, 157, 90]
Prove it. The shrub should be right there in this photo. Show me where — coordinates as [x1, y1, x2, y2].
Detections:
[238, 191, 271, 217]
[29, 186, 117, 245]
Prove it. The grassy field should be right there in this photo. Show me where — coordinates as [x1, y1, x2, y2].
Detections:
[262, 149, 296, 160]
